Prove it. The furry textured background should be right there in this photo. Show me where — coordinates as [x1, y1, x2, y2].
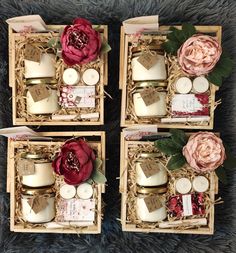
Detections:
[1, 0, 236, 252]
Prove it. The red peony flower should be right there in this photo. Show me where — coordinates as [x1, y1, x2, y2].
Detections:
[61, 18, 101, 66]
[52, 138, 96, 185]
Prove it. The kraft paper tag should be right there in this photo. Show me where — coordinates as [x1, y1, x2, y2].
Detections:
[28, 196, 49, 214]
[137, 52, 158, 70]
[25, 44, 41, 62]
[144, 195, 162, 213]
[29, 84, 50, 102]
[140, 88, 160, 106]
[140, 161, 160, 178]
[17, 158, 35, 176]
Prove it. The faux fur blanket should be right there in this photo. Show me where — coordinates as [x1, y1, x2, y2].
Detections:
[1, 0, 236, 252]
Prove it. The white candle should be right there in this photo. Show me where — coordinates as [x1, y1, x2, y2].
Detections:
[136, 196, 167, 222]
[63, 68, 80, 85]
[77, 183, 93, 199]
[175, 178, 192, 194]
[132, 55, 166, 81]
[133, 91, 167, 117]
[136, 162, 167, 187]
[192, 176, 209, 193]
[60, 184, 76, 199]
[82, 68, 100, 85]
[22, 162, 55, 187]
[25, 53, 56, 79]
[192, 76, 209, 94]
[21, 195, 55, 223]
[27, 89, 60, 114]
[175, 77, 192, 94]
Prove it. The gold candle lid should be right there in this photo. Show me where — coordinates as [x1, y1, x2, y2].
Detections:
[135, 81, 168, 88]
[137, 186, 167, 194]
[21, 152, 48, 160]
[25, 78, 58, 86]
[21, 187, 55, 196]
[132, 45, 163, 53]
[137, 152, 162, 159]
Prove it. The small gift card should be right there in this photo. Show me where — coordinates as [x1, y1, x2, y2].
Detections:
[137, 52, 158, 70]
[6, 15, 47, 33]
[28, 196, 49, 214]
[140, 88, 160, 106]
[59, 86, 95, 108]
[25, 44, 41, 63]
[140, 161, 160, 178]
[144, 195, 162, 213]
[17, 159, 35, 176]
[28, 84, 50, 102]
[122, 125, 158, 140]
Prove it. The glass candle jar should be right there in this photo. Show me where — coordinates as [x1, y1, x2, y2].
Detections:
[136, 190, 167, 222]
[136, 153, 168, 187]
[26, 86, 60, 115]
[25, 53, 56, 79]
[131, 46, 167, 81]
[21, 187, 55, 223]
[21, 153, 55, 187]
[133, 83, 167, 117]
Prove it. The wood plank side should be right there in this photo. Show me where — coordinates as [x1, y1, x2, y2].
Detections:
[119, 26, 125, 89]
[103, 25, 108, 86]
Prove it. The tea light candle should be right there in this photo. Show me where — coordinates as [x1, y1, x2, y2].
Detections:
[22, 162, 55, 187]
[60, 184, 76, 199]
[77, 183, 93, 199]
[27, 89, 60, 114]
[63, 68, 80, 85]
[175, 77, 192, 94]
[21, 189, 55, 223]
[175, 178, 192, 194]
[192, 76, 209, 94]
[132, 55, 167, 81]
[25, 53, 56, 79]
[136, 196, 167, 222]
[192, 176, 209, 193]
[136, 161, 167, 187]
[133, 91, 167, 117]
[82, 68, 100, 85]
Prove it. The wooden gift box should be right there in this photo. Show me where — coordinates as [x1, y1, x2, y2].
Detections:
[119, 26, 222, 129]
[119, 132, 219, 234]
[8, 25, 108, 125]
[7, 131, 106, 234]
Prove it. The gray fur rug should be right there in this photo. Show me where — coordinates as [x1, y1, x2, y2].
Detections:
[1, 0, 236, 252]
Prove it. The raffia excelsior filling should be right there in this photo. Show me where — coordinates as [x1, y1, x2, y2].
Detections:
[125, 34, 218, 126]
[13, 140, 102, 232]
[125, 141, 216, 231]
[14, 31, 104, 123]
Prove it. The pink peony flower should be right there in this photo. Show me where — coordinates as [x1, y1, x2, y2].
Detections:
[61, 18, 101, 66]
[52, 138, 96, 185]
[183, 132, 226, 172]
[177, 34, 222, 76]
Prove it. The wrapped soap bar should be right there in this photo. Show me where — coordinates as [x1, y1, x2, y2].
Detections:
[168, 193, 205, 218]
[171, 94, 209, 117]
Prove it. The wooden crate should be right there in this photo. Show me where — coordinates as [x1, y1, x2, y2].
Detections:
[7, 131, 106, 234]
[119, 132, 218, 234]
[8, 25, 108, 125]
[119, 26, 222, 129]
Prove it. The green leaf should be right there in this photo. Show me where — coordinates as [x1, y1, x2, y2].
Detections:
[85, 178, 94, 185]
[167, 153, 186, 170]
[154, 138, 182, 155]
[100, 41, 111, 54]
[170, 129, 188, 147]
[47, 37, 61, 49]
[182, 23, 196, 39]
[91, 169, 107, 184]
[207, 70, 223, 86]
[93, 158, 103, 170]
[162, 40, 179, 55]
[215, 166, 228, 184]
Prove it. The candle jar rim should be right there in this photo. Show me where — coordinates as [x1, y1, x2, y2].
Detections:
[21, 152, 49, 160]
[21, 187, 55, 196]
[25, 78, 58, 86]
[132, 45, 163, 53]
[135, 81, 168, 89]
[137, 185, 167, 194]
[136, 152, 162, 160]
